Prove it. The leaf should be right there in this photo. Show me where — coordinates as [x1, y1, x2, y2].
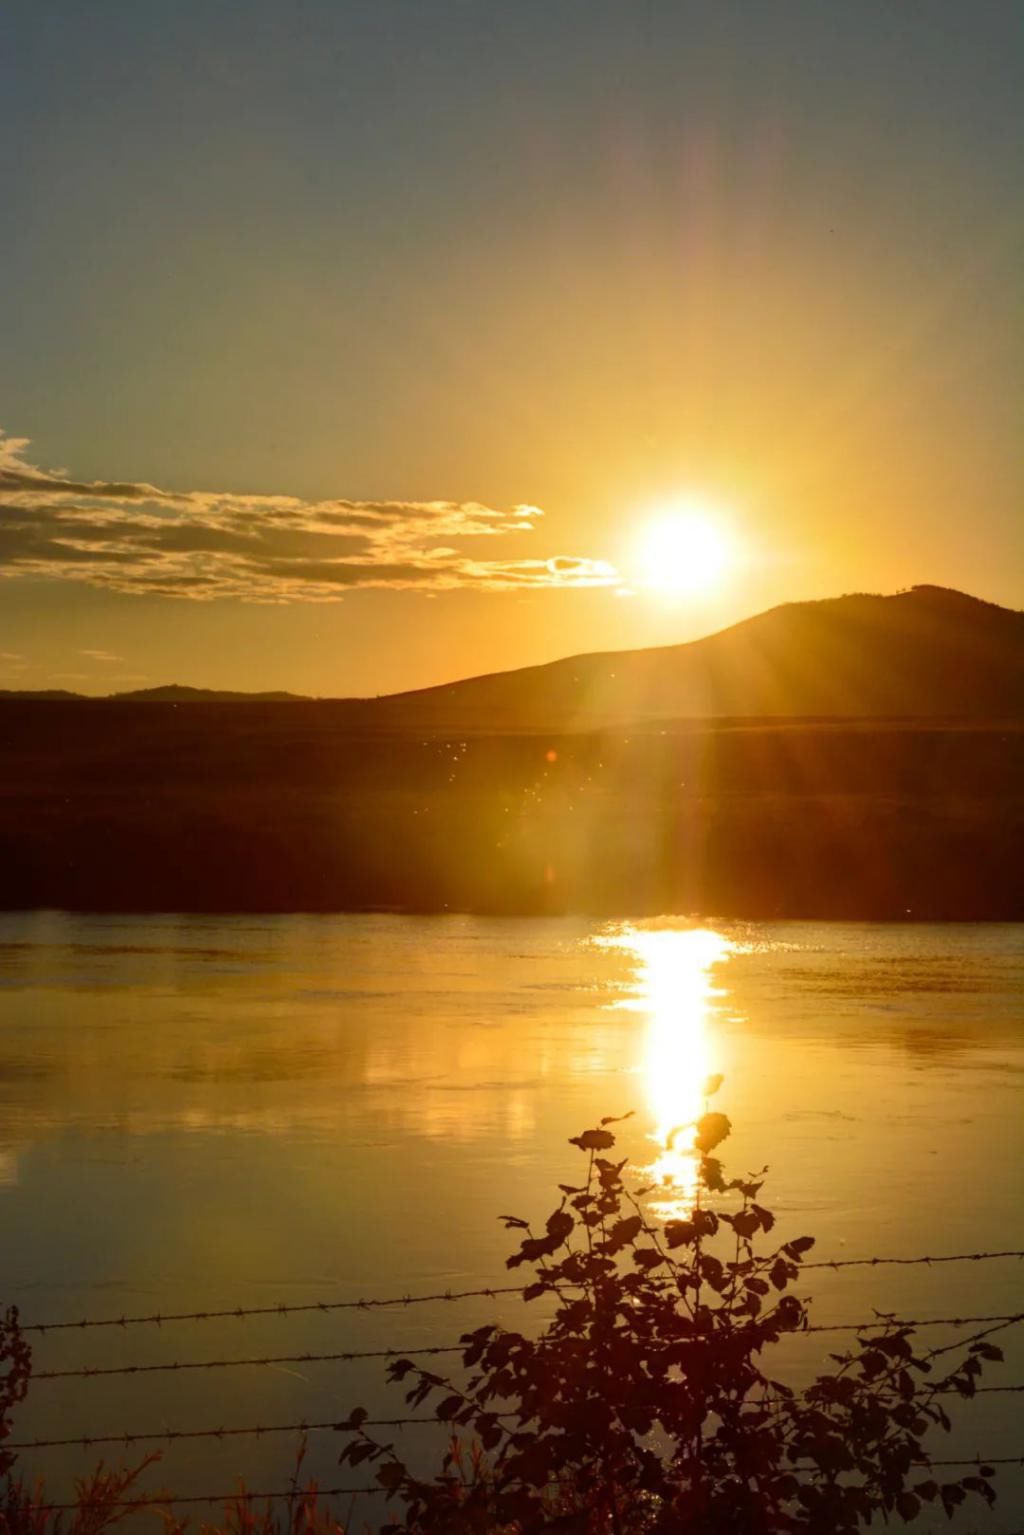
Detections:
[702, 1073, 724, 1098]
[694, 1112, 731, 1154]
[633, 1249, 664, 1269]
[702, 1156, 727, 1192]
[480, 1418, 503, 1450]
[600, 1111, 635, 1126]
[732, 1210, 759, 1239]
[377, 1463, 405, 1491]
[858, 1349, 886, 1380]
[603, 1215, 643, 1253]
[701, 1253, 726, 1290]
[344, 1442, 377, 1467]
[546, 1209, 574, 1244]
[939, 1484, 966, 1518]
[693, 1207, 718, 1237]
[896, 1491, 920, 1521]
[569, 1128, 616, 1151]
[751, 1203, 775, 1231]
[769, 1258, 790, 1291]
[336, 1407, 368, 1431]
[785, 1236, 815, 1257]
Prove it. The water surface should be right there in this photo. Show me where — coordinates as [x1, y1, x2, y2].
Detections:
[1, 914, 1021, 1520]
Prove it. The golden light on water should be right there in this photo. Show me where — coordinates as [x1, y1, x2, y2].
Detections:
[597, 926, 734, 1216]
[636, 501, 734, 599]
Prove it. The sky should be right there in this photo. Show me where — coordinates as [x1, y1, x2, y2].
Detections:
[1, 0, 1021, 697]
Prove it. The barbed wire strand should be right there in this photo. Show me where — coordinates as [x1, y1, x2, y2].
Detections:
[18, 1250, 1024, 1334]
[929, 1310, 1024, 1360]
[27, 1312, 1024, 1383]
[11, 1386, 1024, 1453]
[19, 1487, 389, 1512]
[803, 1249, 1024, 1273]
[31, 1345, 464, 1381]
[806, 1311, 1024, 1336]
[19, 1285, 545, 1335]
[18, 1461, 1024, 1513]
[7, 1417, 458, 1452]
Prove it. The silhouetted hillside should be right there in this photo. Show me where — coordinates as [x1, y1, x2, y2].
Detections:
[358, 587, 1024, 731]
[3, 587, 1020, 726]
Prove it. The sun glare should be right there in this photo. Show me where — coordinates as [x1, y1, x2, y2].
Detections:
[637, 502, 733, 598]
[595, 925, 734, 1218]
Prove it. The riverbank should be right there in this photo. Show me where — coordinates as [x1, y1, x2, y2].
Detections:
[1, 703, 1021, 918]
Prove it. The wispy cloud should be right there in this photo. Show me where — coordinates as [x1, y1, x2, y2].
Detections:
[0, 430, 618, 602]
[80, 648, 123, 663]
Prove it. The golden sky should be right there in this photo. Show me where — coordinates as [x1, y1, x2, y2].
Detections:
[1, 2, 1020, 695]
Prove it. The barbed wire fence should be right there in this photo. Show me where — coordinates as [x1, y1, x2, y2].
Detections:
[5, 1245, 1023, 1518]
[16, 1248, 1024, 1334]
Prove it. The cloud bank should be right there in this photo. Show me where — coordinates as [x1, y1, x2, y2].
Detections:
[0, 431, 618, 602]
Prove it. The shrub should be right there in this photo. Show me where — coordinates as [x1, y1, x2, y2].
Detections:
[339, 1089, 1002, 1533]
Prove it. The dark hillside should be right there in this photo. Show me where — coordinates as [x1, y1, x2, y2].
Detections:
[355, 587, 1024, 731]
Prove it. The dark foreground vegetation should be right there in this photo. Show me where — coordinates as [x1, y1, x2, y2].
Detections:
[0, 1090, 1008, 1531]
[0, 700, 1022, 917]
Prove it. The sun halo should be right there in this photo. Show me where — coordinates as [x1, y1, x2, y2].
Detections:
[636, 502, 734, 599]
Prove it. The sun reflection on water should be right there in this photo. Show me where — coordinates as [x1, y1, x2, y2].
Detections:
[596, 926, 734, 1217]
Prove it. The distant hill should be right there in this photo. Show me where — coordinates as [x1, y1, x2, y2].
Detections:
[2, 587, 1021, 726]
[0, 688, 82, 701]
[356, 585, 1024, 731]
[112, 685, 307, 702]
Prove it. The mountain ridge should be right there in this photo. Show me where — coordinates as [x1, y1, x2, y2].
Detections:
[2, 586, 1021, 724]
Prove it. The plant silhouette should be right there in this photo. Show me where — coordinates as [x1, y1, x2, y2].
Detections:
[339, 1087, 1003, 1532]
[0, 1311, 30, 1484]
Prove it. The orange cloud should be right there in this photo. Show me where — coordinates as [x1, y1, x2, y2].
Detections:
[0, 431, 618, 602]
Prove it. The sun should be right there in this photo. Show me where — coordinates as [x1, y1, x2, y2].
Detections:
[636, 501, 733, 598]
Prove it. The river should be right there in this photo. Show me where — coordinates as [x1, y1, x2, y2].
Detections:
[1, 914, 1021, 1523]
